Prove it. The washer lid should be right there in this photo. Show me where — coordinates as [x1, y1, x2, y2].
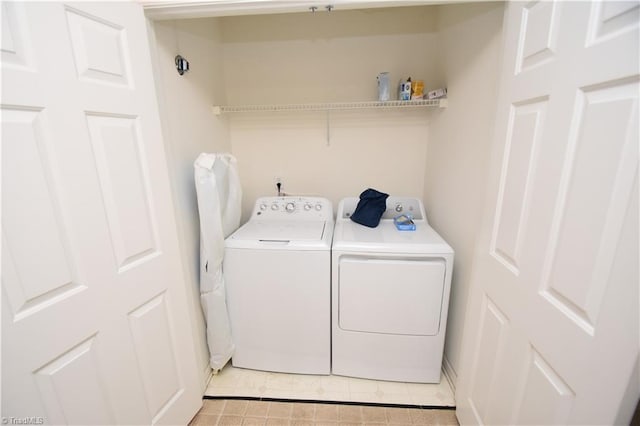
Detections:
[332, 220, 453, 254]
[227, 220, 327, 242]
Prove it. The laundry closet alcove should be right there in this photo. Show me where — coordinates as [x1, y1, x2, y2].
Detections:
[145, 0, 505, 410]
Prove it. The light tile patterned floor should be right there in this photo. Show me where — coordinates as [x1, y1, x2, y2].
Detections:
[204, 365, 455, 407]
[189, 399, 459, 425]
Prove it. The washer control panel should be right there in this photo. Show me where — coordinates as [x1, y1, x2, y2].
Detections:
[253, 196, 333, 221]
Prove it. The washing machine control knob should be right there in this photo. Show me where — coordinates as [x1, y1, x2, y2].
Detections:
[395, 204, 403, 212]
[285, 202, 296, 212]
[271, 203, 279, 211]
[304, 203, 312, 211]
[260, 203, 267, 211]
[315, 203, 323, 211]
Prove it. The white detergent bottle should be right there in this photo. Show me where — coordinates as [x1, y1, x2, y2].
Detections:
[377, 72, 390, 101]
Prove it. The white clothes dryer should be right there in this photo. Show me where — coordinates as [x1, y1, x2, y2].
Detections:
[331, 197, 454, 383]
[224, 196, 333, 375]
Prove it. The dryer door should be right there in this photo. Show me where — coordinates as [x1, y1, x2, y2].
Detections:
[338, 257, 445, 336]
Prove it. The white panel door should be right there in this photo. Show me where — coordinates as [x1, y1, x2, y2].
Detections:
[1, 2, 201, 424]
[456, 1, 639, 425]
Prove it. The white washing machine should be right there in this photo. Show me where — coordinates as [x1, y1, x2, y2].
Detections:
[331, 197, 454, 383]
[224, 196, 333, 375]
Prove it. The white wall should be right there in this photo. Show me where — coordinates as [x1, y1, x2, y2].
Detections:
[219, 7, 444, 220]
[150, 17, 230, 388]
[424, 2, 505, 383]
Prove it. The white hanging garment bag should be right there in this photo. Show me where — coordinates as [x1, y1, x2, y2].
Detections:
[194, 153, 242, 371]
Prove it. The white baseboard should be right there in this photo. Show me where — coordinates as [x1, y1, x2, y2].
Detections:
[442, 355, 457, 394]
[202, 365, 213, 392]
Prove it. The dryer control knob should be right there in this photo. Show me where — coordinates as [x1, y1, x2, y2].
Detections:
[315, 203, 323, 211]
[285, 202, 296, 212]
[304, 203, 312, 211]
[395, 204, 403, 212]
[260, 203, 267, 211]
[271, 203, 279, 211]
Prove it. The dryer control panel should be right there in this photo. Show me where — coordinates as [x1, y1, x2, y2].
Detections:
[338, 196, 426, 222]
[252, 196, 333, 221]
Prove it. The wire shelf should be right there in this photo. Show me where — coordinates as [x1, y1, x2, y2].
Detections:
[212, 99, 447, 115]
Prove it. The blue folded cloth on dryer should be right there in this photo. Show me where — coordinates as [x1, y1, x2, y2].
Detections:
[350, 188, 389, 228]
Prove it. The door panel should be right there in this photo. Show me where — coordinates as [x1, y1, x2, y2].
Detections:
[512, 349, 574, 425]
[85, 113, 160, 272]
[456, 1, 639, 425]
[1, 2, 34, 71]
[516, 1, 559, 73]
[65, 6, 133, 87]
[338, 257, 445, 336]
[491, 98, 547, 274]
[1, 3, 201, 424]
[128, 293, 183, 423]
[466, 297, 508, 424]
[587, 1, 639, 44]
[33, 336, 116, 426]
[541, 79, 638, 330]
[2, 107, 85, 321]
